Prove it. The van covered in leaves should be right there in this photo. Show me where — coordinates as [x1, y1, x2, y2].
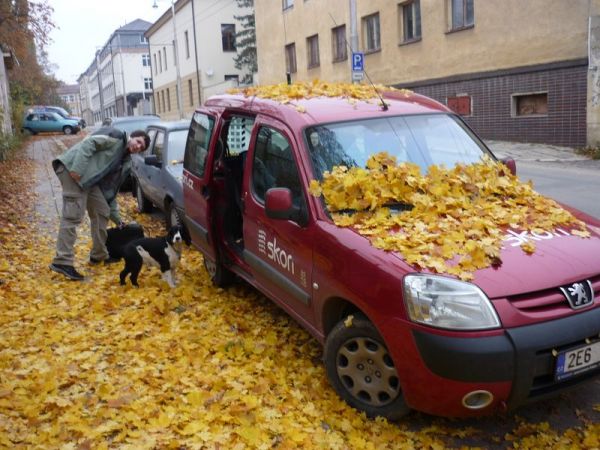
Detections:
[182, 81, 600, 418]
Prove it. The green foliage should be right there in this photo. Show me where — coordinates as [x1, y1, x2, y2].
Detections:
[576, 146, 600, 160]
[0, 131, 23, 162]
[233, 0, 257, 85]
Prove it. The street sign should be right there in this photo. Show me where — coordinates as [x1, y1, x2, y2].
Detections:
[352, 71, 364, 82]
[352, 52, 364, 71]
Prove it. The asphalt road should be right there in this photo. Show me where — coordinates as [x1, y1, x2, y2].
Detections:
[517, 161, 600, 219]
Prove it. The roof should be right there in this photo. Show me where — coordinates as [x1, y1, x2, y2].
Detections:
[116, 19, 152, 32]
[204, 91, 450, 128]
[147, 119, 191, 131]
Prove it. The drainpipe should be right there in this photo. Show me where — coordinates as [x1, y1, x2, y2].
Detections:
[191, 0, 202, 105]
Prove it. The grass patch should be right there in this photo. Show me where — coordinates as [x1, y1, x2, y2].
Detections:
[575, 145, 600, 160]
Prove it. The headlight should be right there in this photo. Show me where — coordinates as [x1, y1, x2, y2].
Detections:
[403, 275, 500, 330]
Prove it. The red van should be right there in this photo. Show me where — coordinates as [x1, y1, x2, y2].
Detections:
[182, 88, 600, 418]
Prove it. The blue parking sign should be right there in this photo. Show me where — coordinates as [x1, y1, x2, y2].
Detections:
[352, 52, 364, 72]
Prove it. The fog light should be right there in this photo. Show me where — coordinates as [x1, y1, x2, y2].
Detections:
[462, 390, 494, 410]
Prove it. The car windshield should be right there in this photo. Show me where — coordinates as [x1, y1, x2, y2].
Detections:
[305, 113, 490, 180]
[167, 130, 188, 162]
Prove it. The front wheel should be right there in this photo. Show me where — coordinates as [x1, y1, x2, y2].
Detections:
[324, 314, 409, 420]
[135, 180, 153, 213]
[63, 126, 73, 135]
[165, 201, 180, 229]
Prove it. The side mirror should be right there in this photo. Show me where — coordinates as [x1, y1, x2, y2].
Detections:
[265, 188, 308, 226]
[145, 155, 162, 168]
[500, 157, 516, 176]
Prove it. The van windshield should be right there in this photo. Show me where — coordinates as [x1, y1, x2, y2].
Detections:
[305, 114, 490, 180]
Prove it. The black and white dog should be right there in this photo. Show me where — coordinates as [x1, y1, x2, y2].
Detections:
[106, 223, 145, 260]
[119, 225, 191, 288]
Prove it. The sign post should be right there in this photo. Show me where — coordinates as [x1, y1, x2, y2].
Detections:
[351, 51, 364, 83]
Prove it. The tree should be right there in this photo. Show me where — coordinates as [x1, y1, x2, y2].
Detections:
[233, 0, 257, 85]
[0, 1, 59, 131]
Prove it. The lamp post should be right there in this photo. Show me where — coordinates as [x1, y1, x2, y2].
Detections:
[153, 0, 184, 119]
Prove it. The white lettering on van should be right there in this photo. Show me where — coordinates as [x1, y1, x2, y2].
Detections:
[182, 173, 194, 190]
[503, 228, 572, 247]
[258, 229, 295, 275]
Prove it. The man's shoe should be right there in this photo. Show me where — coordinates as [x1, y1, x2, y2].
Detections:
[49, 263, 84, 281]
[89, 256, 120, 265]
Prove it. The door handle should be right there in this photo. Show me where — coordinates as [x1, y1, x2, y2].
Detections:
[201, 185, 210, 198]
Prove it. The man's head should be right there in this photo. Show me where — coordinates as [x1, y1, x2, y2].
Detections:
[128, 130, 150, 153]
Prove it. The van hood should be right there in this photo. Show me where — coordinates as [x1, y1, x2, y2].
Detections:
[471, 224, 600, 298]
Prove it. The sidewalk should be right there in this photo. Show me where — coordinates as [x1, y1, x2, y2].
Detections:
[485, 140, 589, 163]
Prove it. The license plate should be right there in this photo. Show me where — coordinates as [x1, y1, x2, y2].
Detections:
[555, 341, 600, 381]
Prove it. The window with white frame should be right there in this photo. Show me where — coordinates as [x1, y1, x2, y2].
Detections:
[363, 13, 381, 52]
[449, 0, 474, 30]
[144, 78, 153, 90]
[285, 43, 297, 73]
[140, 35, 148, 44]
[332, 25, 347, 62]
[306, 34, 320, 69]
[184, 30, 190, 59]
[142, 54, 150, 66]
[400, 0, 421, 42]
[221, 24, 236, 52]
[163, 47, 168, 70]
[153, 53, 158, 74]
[283, 0, 294, 10]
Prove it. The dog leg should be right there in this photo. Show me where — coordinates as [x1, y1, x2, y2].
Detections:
[119, 268, 129, 286]
[130, 267, 141, 287]
[162, 269, 176, 288]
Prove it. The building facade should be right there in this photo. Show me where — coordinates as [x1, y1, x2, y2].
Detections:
[255, 0, 600, 147]
[79, 19, 153, 125]
[0, 47, 16, 135]
[145, 0, 251, 120]
[56, 84, 82, 117]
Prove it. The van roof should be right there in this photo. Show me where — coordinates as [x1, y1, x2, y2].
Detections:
[203, 90, 450, 127]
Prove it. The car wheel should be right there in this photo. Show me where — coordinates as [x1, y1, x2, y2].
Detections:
[165, 201, 180, 229]
[22, 128, 34, 136]
[135, 181, 153, 213]
[63, 126, 73, 135]
[324, 314, 410, 420]
[203, 255, 235, 287]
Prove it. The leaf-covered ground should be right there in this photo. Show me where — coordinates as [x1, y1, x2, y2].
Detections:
[0, 135, 599, 449]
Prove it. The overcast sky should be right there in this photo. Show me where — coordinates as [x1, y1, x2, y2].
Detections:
[47, 0, 166, 84]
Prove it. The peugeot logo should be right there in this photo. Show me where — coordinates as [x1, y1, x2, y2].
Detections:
[560, 280, 594, 310]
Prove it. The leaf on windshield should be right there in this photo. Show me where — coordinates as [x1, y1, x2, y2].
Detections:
[310, 152, 589, 280]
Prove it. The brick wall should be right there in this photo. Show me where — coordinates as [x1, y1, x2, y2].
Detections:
[405, 62, 588, 147]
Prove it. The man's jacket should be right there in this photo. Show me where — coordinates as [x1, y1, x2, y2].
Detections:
[53, 129, 131, 224]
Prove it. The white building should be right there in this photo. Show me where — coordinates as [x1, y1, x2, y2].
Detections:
[79, 19, 154, 125]
[56, 84, 82, 117]
[0, 47, 16, 135]
[146, 0, 251, 120]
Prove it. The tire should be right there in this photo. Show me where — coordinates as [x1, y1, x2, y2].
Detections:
[63, 126, 73, 135]
[22, 128, 35, 136]
[135, 180, 153, 213]
[324, 314, 410, 420]
[165, 201, 180, 229]
[203, 255, 235, 288]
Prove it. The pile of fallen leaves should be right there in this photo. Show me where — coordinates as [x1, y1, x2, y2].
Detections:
[1, 136, 600, 448]
[228, 80, 410, 110]
[310, 152, 590, 280]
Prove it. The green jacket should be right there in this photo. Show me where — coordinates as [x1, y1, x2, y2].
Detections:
[53, 132, 131, 224]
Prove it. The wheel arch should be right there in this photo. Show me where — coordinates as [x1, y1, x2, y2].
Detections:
[321, 296, 366, 337]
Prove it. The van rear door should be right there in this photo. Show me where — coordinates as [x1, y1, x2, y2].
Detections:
[183, 110, 220, 259]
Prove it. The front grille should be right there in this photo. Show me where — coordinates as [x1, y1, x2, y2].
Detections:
[508, 275, 600, 313]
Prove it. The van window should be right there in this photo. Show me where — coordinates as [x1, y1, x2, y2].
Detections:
[226, 116, 254, 155]
[184, 112, 215, 177]
[251, 127, 304, 208]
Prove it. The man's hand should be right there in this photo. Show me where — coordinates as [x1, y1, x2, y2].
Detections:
[69, 171, 81, 183]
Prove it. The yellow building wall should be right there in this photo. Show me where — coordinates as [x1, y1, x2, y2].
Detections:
[256, 0, 590, 86]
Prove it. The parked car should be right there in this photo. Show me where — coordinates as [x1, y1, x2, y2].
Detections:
[132, 119, 191, 229]
[181, 86, 600, 419]
[22, 111, 81, 135]
[96, 115, 161, 135]
[29, 105, 86, 128]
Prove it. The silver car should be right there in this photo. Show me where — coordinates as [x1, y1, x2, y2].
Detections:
[132, 120, 191, 229]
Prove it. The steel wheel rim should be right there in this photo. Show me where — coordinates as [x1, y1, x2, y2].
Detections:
[64, 127, 72, 135]
[136, 184, 144, 211]
[170, 207, 180, 226]
[335, 336, 400, 407]
[204, 258, 216, 277]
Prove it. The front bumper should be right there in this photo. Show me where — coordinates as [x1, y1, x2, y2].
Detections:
[406, 306, 600, 415]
